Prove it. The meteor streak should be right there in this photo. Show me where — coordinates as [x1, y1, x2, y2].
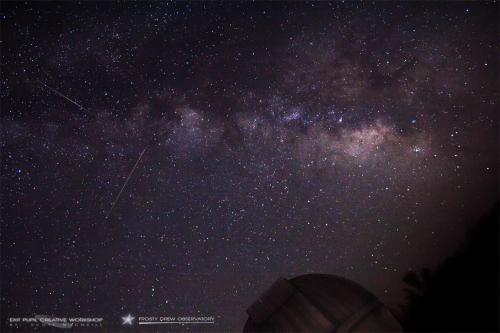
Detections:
[105, 148, 147, 220]
[37, 79, 87, 111]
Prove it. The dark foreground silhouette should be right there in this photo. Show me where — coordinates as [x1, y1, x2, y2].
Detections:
[399, 205, 499, 332]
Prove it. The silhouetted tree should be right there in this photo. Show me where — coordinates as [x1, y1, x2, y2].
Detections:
[400, 205, 499, 332]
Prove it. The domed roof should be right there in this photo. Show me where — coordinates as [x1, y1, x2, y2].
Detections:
[243, 274, 401, 332]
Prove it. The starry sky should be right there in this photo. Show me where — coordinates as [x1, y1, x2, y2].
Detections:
[1, 1, 498, 331]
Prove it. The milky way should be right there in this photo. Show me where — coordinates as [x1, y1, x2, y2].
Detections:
[1, 2, 498, 331]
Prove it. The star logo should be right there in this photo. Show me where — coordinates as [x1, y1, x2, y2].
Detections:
[121, 314, 135, 326]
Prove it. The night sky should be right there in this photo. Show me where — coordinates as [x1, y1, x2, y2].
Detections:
[1, 1, 498, 331]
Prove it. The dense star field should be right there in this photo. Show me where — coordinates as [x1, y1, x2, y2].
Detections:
[1, 1, 498, 331]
